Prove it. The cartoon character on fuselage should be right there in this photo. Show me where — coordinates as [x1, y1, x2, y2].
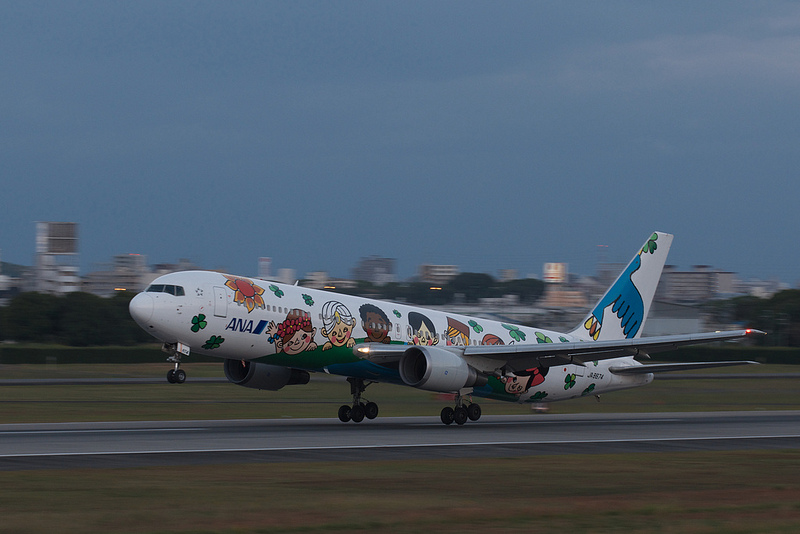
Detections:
[408, 311, 439, 346]
[446, 317, 470, 346]
[359, 303, 392, 344]
[500, 367, 549, 395]
[267, 309, 318, 355]
[321, 300, 357, 351]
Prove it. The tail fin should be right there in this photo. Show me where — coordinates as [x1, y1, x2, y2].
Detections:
[570, 232, 673, 341]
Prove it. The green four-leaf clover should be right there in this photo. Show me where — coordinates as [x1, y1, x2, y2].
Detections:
[535, 332, 553, 344]
[502, 323, 526, 342]
[530, 391, 548, 401]
[642, 233, 658, 254]
[202, 335, 225, 350]
[269, 285, 284, 298]
[564, 373, 577, 390]
[191, 314, 207, 332]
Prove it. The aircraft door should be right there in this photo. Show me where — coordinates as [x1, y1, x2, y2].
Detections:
[213, 286, 228, 318]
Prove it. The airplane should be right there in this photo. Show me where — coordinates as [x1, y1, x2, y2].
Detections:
[128, 232, 764, 425]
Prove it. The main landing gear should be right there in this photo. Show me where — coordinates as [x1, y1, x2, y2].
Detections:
[440, 393, 481, 425]
[338, 378, 379, 423]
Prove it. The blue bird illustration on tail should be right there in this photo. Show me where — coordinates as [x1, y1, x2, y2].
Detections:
[578, 233, 664, 341]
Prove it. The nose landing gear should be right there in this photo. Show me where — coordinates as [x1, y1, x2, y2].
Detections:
[163, 343, 188, 384]
[166, 363, 186, 384]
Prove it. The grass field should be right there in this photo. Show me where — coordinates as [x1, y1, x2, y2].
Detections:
[0, 363, 798, 533]
[0, 451, 799, 533]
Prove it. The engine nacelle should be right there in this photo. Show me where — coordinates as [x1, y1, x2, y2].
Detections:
[399, 345, 487, 392]
[224, 359, 310, 391]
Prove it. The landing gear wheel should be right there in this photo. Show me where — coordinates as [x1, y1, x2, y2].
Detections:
[340, 378, 378, 423]
[454, 406, 468, 425]
[350, 404, 365, 423]
[166, 369, 176, 383]
[174, 369, 186, 384]
[440, 406, 455, 425]
[338, 405, 352, 423]
[467, 403, 482, 421]
[364, 402, 379, 420]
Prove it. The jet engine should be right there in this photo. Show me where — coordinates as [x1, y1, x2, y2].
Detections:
[399, 345, 487, 392]
[224, 359, 310, 391]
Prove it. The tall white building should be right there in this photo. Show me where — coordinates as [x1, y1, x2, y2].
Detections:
[35, 222, 80, 294]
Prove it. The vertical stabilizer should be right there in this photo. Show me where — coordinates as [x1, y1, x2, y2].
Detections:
[570, 232, 673, 341]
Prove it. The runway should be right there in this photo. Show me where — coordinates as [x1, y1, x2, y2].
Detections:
[1, 411, 799, 470]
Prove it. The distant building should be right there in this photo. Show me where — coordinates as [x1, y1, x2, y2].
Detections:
[302, 271, 357, 290]
[352, 256, 395, 285]
[276, 268, 297, 285]
[419, 264, 459, 286]
[35, 222, 80, 294]
[539, 285, 588, 309]
[543, 263, 568, 284]
[645, 300, 704, 336]
[258, 257, 272, 279]
[596, 262, 626, 288]
[656, 265, 736, 304]
[497, 269, 518, 282]
[83, 254, 149, 296]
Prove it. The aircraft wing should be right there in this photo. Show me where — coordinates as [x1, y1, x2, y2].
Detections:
[355, 329, 765, 374]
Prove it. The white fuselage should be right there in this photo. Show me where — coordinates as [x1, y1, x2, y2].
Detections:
[129, 270, 652, 403]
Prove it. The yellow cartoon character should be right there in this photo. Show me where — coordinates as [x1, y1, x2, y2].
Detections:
[446, 317, 470, 346]
[320, 301, 356, 351]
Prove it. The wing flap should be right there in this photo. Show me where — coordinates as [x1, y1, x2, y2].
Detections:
[609, 360, 759, 374]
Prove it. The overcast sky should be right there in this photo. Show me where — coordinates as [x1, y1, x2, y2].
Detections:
[2, 1, 798, 283]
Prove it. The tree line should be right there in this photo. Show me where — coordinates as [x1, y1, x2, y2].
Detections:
[0, 291, 152, 346]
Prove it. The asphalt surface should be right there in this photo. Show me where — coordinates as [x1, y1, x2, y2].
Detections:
[1, 411, 798, 470]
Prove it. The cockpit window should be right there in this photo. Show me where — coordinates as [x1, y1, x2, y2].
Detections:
[146, 284, 185, 296]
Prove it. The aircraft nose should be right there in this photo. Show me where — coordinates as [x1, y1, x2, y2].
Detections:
[129, 292, 154, 325]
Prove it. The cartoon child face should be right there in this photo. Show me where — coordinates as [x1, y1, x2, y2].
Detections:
[268, 310, 318, 355]
[283, 327, 317, 355]
[363, 311, 391, 343]
[324, 320, 354, 347]
[501, 368, 547, 395]
[321, 301, 357, 351]
[414, 322, 437, 346]
[502, 375, 529, 395]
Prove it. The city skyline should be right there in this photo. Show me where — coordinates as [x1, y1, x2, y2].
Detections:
[1, 225, 790, 289]
[2, 3, 799, 283]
